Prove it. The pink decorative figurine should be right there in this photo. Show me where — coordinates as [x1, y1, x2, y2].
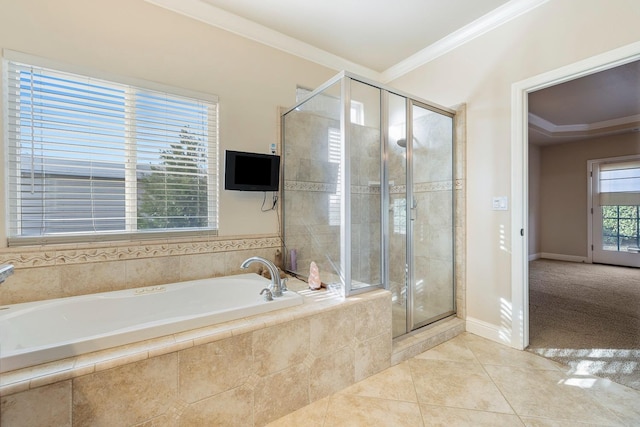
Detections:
[308, 261, 321, 290]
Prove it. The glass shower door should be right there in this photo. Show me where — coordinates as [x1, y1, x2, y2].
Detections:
[388, 93, 408, 338]
[409, 102, 455, 329]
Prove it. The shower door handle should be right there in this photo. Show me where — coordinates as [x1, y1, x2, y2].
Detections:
[410, 199, 417, 220]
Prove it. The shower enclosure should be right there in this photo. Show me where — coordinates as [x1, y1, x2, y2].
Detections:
[282, 72, 456, 337]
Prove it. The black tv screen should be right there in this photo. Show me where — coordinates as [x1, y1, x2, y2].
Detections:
[224, 150, 280, 191]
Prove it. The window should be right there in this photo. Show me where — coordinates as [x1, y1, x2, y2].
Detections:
[328, 127, 341, 226]
[296, 86, 364, 125]
[602, 206, 639, 252]
[598, 159, 640, 252]
[4, 56, 218, 245]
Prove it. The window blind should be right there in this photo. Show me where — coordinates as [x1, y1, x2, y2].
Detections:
[328, 127, 341, 226]
[5, 59, 218, 245]
[598, 159, 640, 206]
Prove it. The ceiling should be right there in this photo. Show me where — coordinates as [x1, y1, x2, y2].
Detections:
[145, 0, 640, 146]
[529, 60, 640, 145]
[145, 0, 543, 81]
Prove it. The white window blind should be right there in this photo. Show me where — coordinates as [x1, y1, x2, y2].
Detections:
[328, 127, 341, 226]
[5, 59, 218, 245]
[598, 159, 640, 206]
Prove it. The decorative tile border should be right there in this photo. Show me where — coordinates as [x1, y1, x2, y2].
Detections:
[286, 180, 464, 195]
[0, 235, 281, 269]
[284, 181, 337, 193]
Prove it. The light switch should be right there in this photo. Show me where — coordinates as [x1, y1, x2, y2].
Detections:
[492, 196, 508, 211]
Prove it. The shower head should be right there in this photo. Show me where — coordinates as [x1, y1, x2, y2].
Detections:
[396, 136, 419, 148]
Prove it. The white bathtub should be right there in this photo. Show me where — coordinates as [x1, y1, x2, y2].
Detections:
[0, 273, 303, 373]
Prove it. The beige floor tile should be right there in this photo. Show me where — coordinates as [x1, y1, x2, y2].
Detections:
[409, 358, 514, 414]
[265, 396, 330, 427]
[413, 334, 479, 364]
[268, 332, 640, 427]
[574, 376, 640, 426]
[461, 333, 564, 371]
[420, 404, 525, 426]
[338, 361, 417, 402]
[484, 365, 624, 425]
[323, 394, 424, 427]
[520, 416, 617, 426]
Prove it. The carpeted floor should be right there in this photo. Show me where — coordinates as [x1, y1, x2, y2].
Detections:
[527, 259, 640, 391]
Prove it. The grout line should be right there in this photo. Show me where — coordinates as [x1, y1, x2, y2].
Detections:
[461, 334, 521, 418]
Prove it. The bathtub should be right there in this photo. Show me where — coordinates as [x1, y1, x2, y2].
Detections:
[0, 273, 303, 373]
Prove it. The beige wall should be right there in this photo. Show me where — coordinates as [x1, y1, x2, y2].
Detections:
[0, 0, 337, 303]
[539, 133, 640, 258]
[0, 0, 335, 245]
[528, 144, 541, 257]
[390, 0, 640, 330]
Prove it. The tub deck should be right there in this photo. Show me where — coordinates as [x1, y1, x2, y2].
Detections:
[0, 273, 302, 373]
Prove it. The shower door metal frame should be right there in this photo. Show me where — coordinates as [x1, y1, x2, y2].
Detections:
[381, 90, 390, 298]
[340, 76, 352, 295]
[405, 98, 415, 332]
[405, 99, 457, 332]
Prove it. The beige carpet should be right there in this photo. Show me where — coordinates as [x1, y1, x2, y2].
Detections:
[527, 259, 640, 391]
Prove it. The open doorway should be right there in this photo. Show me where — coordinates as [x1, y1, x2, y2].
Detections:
[515, 53, 640, 390]
[589, 155, 640, 268]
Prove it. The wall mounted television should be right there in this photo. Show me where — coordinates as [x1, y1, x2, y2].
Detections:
[224, 150, 281, 191]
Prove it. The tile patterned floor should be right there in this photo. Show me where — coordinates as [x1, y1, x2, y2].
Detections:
[267, 333, 640, 426]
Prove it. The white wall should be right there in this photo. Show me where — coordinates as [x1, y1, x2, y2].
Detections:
[0, 0, 336, 246]
[390, 0, 640, 342]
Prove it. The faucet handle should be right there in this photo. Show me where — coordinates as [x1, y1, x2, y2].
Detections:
[280, 278, 288, 293]
[260, 288, 273, 301]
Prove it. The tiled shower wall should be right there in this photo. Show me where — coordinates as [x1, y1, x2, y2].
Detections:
[283, 110, 382, 285]
[283, 110, 341, 281]
[0, 235, 282, 305]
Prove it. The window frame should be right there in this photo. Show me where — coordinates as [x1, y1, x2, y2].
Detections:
[3, 50, 219, 246]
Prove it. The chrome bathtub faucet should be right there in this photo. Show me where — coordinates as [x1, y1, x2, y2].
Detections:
[0, 264, 14, 284]
[240, 256, 283, 297]
[260, 288, 273, 301]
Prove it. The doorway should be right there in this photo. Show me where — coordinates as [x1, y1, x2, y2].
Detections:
[590, 155, 640, 268]
[511, 41, 640, 350]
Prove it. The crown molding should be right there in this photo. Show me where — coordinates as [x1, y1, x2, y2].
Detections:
[144, 0, 380, 80]
[529, 112, 640, 143]
[146, 0, 549, 83]
[529, 112, 640, 133]
[380, 0, 550, 82]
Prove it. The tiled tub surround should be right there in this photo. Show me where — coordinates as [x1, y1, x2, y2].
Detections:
[0, 279, 394, 426]
[0, 234, 283, 305]
[0, 273, 304, 372]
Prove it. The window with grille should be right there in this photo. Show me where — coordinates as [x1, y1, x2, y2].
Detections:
[4, 55, 218, 245]
[598, 159, 640, 252]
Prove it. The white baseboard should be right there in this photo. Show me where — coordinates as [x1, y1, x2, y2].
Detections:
[540, 252, 588, 263]
[528, 252, 540, 261]
[465, 317, 519, 349]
